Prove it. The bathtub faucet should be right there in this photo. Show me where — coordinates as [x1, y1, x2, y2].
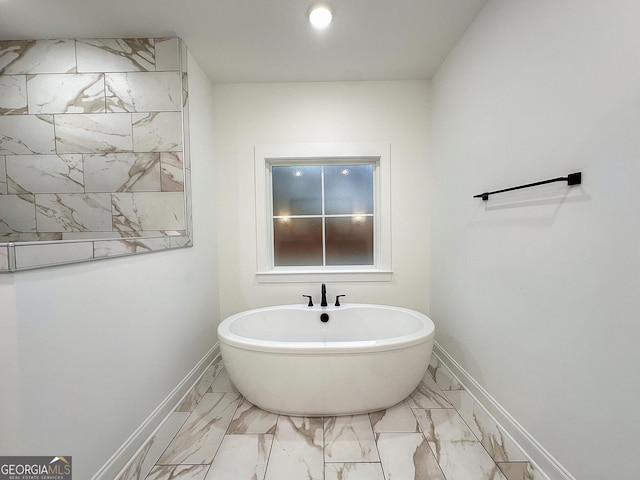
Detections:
[321, 283, 328, 307]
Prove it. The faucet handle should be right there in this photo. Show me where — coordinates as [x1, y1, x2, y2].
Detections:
[302, 295, 314, 307]
[335, 295, 346, 307]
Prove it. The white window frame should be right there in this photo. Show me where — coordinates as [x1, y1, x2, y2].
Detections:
[255, 142, 392, 283]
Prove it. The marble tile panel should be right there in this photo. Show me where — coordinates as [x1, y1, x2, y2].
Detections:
[444, 389, 527, 463]
[0, 194, 36, 233]
[204, 434, 273, 480]
[0, 247, 8, 271]
[93, 237, 172, 257]
[132, 112, 182, 152]
[84, 153, 161, 193]
[180, 41, 188, 82]
[14, 241, 94, 269]
[376, 432, 445, 480]
[175, 357, 224, 413]
[105, 72, 181, 112]
[160, 152, 184, 192]
[325, 463, 385, 480]
[170, 234, 191, 248]
[324, 414, 379, 463]
[157, 393, 241, 465]
[27, 74, 105, 114]
[181, 94, 190, 165]
[370, 401, 419, 433]
[35, 193, 112, 232]
[413, 408, 508, 480]
[0, 114, 55, 154]
[154, 38, 181, 72]
[0, 40, 76, 74]
[6, 154, 83, 194]
[0, 76, 27, 114]
[0, 232, 61, 242]
[264, 416, 324, 480]
[428, 356, 464, 391]
[76, 39, 155, 73]
[61, 231, 125, 240]
[226, 399, 278, 435]
[407, 375, 453, 409]
[1, 155, 6, 194]
[497, 462, 536, 480]
[115, 412, 189, 480]
[144, 465, 209, 480]
[208, 368, 239, 393]
[55, 113, 133, 154]
[112, 192, 185, 232]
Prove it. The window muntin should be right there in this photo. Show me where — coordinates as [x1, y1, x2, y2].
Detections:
[271, 163, 374, 267]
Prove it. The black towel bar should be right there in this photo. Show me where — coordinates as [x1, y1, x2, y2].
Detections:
[474, 172, 581, 201]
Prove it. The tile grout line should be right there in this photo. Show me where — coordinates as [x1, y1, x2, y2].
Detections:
[136, 357, 223, 477]
[431, 356, 538, 479]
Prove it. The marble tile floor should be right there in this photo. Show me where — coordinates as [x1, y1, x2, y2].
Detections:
[115, 355, 544, 480]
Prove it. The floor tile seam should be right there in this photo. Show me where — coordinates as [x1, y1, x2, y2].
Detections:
[152, 392, 241, 469]
[376, 431, 448, 480]
[438, 389, 514, 467]
[495, 459, 535, 480]
[409, 405, 490, 447]
[324, 461, 383, 464]
[403, 409, 452, 480]
[410, 405, 510, 479]
[223, 394, 247, 435]
[261, 414, 280, 480]
[142, 463, 213, 480]
[117, 358, 222, 480]
[202, 393, 246, 466]
[431, 354, 515, 462]
[173, 358, 222, 413]
[366, 411, 386, 476]
[122, 412, 191, 480]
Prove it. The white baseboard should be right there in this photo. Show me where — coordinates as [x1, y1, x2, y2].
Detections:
[91, 343, 220, 480]
[433, 341, 576, 480]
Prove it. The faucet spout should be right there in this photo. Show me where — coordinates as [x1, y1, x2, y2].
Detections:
[321, 283, 328, 307]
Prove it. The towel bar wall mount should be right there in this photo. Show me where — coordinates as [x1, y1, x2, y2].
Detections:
[474, 172, 582, 201]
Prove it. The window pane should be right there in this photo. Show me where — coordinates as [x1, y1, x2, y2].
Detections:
[325, 216, 373, 265]
[273, 217, 323, 266]
[324, 165, 373, 215]
[272, 165, 322, 216]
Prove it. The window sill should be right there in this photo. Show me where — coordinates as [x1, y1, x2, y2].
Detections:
[256, 269, 393, 283]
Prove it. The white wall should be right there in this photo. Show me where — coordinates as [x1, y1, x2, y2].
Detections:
[212, 81, 430, 318]
[429, 1, 640, 478]
[0, 52, 220, 480]
[0, 274, 23, 452]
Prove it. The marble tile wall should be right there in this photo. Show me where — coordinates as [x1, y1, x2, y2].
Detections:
[113, 355, 550, 480]
[0, 37, 191, 270]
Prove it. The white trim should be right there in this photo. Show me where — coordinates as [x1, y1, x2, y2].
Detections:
[433, 342, 577, 480]
[256, 269, 393, 283]
[91, 344, 220, 480]
[255, 142, 392, 280]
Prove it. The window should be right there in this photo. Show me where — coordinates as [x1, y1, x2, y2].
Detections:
[255, 143, 392, 282]
[272, 163, 374, 266]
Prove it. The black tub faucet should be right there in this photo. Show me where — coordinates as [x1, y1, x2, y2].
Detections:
[321, 283, 328, 307]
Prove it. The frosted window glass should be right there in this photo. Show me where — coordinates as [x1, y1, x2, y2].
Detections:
[272, 165, 321, 216]
[273, 217, 323, 266]
[324, 165, 373, 215]
[325, 216, 374, 265]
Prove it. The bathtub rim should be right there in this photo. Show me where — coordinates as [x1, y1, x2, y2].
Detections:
[217, 303, 435, 355]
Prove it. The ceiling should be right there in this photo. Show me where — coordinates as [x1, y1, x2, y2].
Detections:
[0, 0, 488, 83]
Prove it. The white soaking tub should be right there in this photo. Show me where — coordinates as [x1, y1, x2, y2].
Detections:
[217, 303, 435, 416]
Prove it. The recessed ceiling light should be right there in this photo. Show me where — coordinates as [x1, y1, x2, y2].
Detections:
[308, 4, 333, 30]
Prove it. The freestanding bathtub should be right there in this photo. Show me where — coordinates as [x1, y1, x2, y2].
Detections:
[217, 303, 435, 416]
